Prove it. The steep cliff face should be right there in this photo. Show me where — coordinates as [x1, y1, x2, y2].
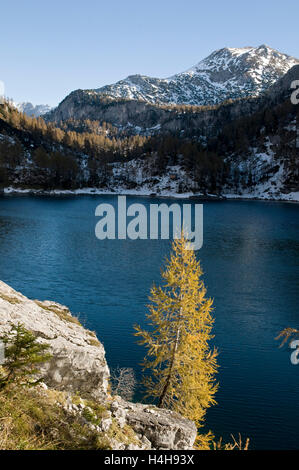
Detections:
[46, 89, 262, 138]
[0, 280, 197, 450]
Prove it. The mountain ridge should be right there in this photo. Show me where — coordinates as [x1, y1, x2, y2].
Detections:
[1, 62, 298, 202]
[92, 45, 299, 106]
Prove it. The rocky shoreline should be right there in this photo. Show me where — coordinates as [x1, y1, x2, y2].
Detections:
[2, 186, 299, 203]
[0, 280, 197, 450]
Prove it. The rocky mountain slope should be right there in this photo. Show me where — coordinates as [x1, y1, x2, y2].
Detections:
[1, 64, 298, 201]
[0, 280, 197, 450]
[53, 45, 298, 112]
[46, 62, 299, 142]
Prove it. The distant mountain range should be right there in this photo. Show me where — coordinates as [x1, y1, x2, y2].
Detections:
[2, 45, 298, 201]
[16, 45, 299, 119]
[14, 102, 52, 117]
[87, 45, 298, 106]
[46, 44, 299, 125]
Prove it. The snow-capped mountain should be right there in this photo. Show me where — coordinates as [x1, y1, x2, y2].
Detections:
[2, 64, 298, 201]
[94, 45, 299, 106]
[14, 102, 52, 117]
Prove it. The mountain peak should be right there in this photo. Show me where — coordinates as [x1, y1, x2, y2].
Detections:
[63, 45, 299, 108]
[257, 43, 272, 50]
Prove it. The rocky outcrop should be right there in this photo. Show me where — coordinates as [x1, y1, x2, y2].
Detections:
[110, 398, 197, 450]
[0, 280, 197, 450]
[0, 280, 109, 400]
[60, 394, 197, 450]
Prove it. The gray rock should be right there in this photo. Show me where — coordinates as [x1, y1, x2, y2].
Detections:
[100, 411, 112, 432]
[0, 280, 109, 401]
[112, 406, 127, 428]
[110, 400, 119, 413]
[109, 439, 126, 450]
[112, 398, 197, 450]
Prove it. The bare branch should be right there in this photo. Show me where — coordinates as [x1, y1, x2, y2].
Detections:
[110, 367, 136, 401]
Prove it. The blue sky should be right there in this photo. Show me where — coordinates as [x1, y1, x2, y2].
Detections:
[2, 0, 298, 107]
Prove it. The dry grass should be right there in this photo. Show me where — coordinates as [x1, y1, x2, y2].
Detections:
[0, 386, 110, 450]
[35, 301, 81, 326]
[0, 385, 141, 450]
[0, 293, 21, 305]
[213, 434, 250, 450]
[88, 338, 101, 347]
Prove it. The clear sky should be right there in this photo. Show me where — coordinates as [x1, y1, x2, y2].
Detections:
[2, 0, 298, 107]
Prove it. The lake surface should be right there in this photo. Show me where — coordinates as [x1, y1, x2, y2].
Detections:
[0, 194, 298, 449]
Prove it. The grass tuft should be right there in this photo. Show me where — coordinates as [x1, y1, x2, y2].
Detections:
[35, 301, 81, 326]
[0, 293, 21, 304]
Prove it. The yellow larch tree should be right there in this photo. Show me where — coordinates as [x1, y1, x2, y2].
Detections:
[135, 234, 218, 431]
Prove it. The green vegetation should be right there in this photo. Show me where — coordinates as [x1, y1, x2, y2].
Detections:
[0, 283, 249, 450]
[0, 324, 103, 450]
[107, 420, 140, 447]
[0, 323, 51, 390]
[0, 101, 147, 190]
[0, 323, 138, 450]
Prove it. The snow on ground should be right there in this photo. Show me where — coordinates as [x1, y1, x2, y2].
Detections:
[3, 186, 298, 202]
[3, 186, 196, 198]
[0, 134, 16, 144]
[223, 191, 299, 202]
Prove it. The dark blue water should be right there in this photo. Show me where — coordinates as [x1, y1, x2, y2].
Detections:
[0, 195, 298, 449]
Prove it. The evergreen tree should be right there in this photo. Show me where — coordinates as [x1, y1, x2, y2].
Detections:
[32, 147, 49, 168]
[0, 323, 51, 389]
[135, 234, 218, 429]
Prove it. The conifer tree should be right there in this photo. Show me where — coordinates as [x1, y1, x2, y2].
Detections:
[0, 323, 51, 389]
[135, 234, 218, 429]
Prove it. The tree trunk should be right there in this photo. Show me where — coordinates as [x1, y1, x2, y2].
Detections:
[158, 304, 182, 408]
